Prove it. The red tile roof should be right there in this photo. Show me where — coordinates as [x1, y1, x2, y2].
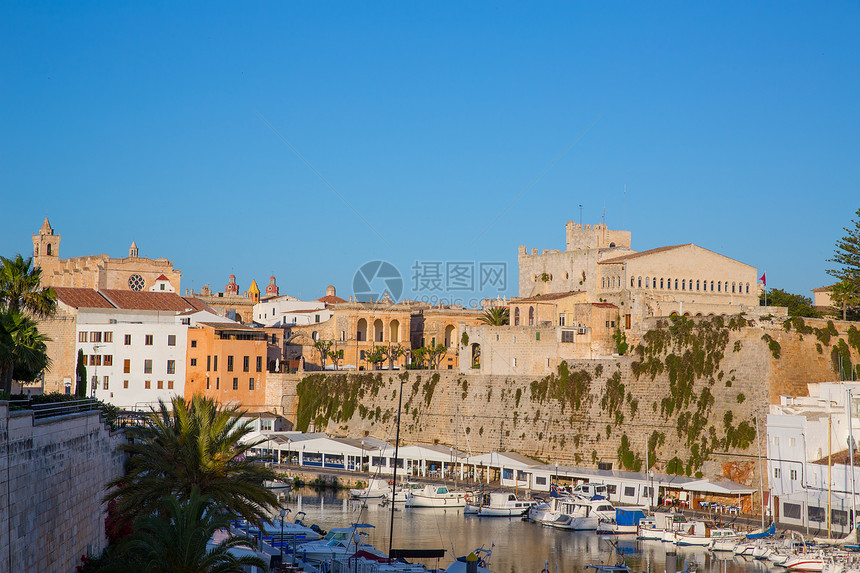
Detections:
[318, 294, 348, 304]
[100, 290, 197, 312]
[53, 287, 115, 309]
[181, 297, 215, 313]
[155, 274, 169, 281]
[592, 302, 618, 307]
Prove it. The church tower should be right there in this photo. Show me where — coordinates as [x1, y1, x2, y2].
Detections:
[33, 218, 60, 268]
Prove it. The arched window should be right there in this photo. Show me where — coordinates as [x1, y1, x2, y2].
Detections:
[357, 318, 367, 341]
[609, 242, 616, 247]
[46, 244, 52, 256]
[674, 279, 679, 290]
[732, 282, 736, 293]
[374, 319, 384, 342]
[710, 281, 714, 292]
[653, 277, 657, 289]
[645, 277, 650, 288]
[514, 308, 520, 326]
[660, 278, 664, 289]
[696, 280, 700, 291]
[528, 306, 535, 326]
[681, 279, 686, 290]
[725, 281, 729, 292]
[312, 331, 319, 341]
[602, 277, 606, 288]
[638, 277, 642, 288]
[717, 282, 721, 292]
[746, 283, 750, 293]
[631, 277, 635, 288]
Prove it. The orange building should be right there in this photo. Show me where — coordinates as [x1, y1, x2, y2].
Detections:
[185, 322, 273, 411]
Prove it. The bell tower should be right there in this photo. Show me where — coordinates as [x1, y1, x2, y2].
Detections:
[33, 218, 60, 268]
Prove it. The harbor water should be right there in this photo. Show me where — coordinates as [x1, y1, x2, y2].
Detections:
[279, 488, 775, 573]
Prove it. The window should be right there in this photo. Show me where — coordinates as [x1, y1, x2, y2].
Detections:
[145, 335, 153, 346]
[243, 356, 249, 372]
[732, 282, 736, 293]
[167, 335, 176, 346]
[711, 281, 714, 291]
[637, 277, 642, 287]
[191, 340, 197, 348]
[559, 314, 565, 326]
[674, 279, 678, 289]
[103, 355, 112, 366]
[606, 484, 617, 494]
[206, 356, 211, 371]
[696, 280, 700, 291]
[168, 380, 174, 390]
[216, 377, 219, 390]
[180, 318, 190, 325]
[645, 277, 650, 288]
[145, 380, 151, 389]
[514, 308, 520, 326]
[167, 360, 175, 374]
[124, 358, 132, 373]
[123, 380, 129, 389]
[157, 381, 163, 389]
[206, 378, 210, 389]
[832, 509, 849, 526]
[630, 277, 635, 287]
[624, 486, 636, 497]
[256, 356, 262, 372]
[528, 307, 534, 326]
[681, 279, 686, 290]
[102, 376, 109, 389]
[789, 437, 796, 447]
[227, 356, 234, 372]
[790, 469, 798, 480]
[233, 377, 238, 390]
[561, 330, 575, 343]
[124, 334, 132, 345]
[249, 377, 255, 390]
[90, 331, 102, 343]
[746, 283, 750, 293]
[315, 315, 320, 323]
[536, 332, 540, 341]
[597, 462, 613, 471]
[190, 358, 197, 366]
[512, 358, 517, 367]
[104, 332, 113, 343]
[660, 278, 664, 289]
[79, 332, 87, 342]
[808, 506, 826, 523]
[774, 468, 781, 478]
[535, 476, 547, 486]
[783, 503, 801, 519]
[717, 282, 721, 292]
[144, 359, 152, 374]
[213, 356, 218, 370]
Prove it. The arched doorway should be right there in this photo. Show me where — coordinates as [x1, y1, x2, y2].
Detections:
[389, 319, 400, 342]
[444, 324, 456, 347]
[471, 343, 481, 368]
[374, 319, 384, 342]
[357, 318, 367, 341]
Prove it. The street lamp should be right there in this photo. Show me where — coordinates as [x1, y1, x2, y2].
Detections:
[279, 508, 287, 563]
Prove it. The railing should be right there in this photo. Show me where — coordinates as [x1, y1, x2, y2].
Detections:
[16, 398, 101, 420]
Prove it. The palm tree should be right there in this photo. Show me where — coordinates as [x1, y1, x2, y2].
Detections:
[479, 306, 510, 326]
[106, 394, 279, 529]
[0, 254, 56, 317]
[0, 310, 51, 394]
[112, 487, 267, 573]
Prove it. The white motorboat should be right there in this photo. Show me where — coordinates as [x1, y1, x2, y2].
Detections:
[237, 513, 323, 545]
[637, 516, 662, 540]
[706, 528, 742, 551]
[405, 484, 469, 508]
[675, 520, 725, 546]
[464, 492, 538, 517]
[597, 508, 646, 535]
[383, 482, 423, 503]
[296, 524, 383, 564]
[528, 495, 573, 524]
[349, 478, 392, 500]
[544, 499, 600, 530]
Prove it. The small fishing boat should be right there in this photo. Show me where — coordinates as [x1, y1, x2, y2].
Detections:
[349, 478, 391, 499]
[406, 484, 470, 508]
[464, 492, 538, 517]
[598, 508, 646, 535]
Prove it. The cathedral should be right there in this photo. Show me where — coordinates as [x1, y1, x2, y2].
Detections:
[32, 218, 182, 292]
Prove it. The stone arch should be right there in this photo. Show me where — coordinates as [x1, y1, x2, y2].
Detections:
[357, 318, 368, 342]
[389, 319, 400, 343]
[46, 244, 52, 256]
[670, 311, 679, 316]
[234, 312, 243, 323]
[444, 324, 456, 347]
[471, 343, 481, 368]
[528, 306, 535, 326]
[373, 319, 384, 342]
[514, 307, 520, 326]
[609, 242, 616, 247]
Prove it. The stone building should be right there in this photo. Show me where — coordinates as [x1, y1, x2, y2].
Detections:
[186, 275, 269, 324]
[33, 218, 181, 292]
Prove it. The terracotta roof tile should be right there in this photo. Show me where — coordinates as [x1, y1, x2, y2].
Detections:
[100, 290, 197, 312]
[318, 295, 347, 304]
[53, 287, 115, 309]
[181, 297, 215, 313]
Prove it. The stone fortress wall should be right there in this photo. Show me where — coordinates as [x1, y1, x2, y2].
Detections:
[284, 315, 860, 489]
[0, 404, 125, 572]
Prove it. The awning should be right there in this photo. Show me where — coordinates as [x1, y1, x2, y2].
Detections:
[681, 479, 757, 495]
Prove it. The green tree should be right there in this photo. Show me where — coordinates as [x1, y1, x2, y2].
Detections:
[76, 348, 88, 397]
[0, 310, 51, 394]
[424, 344, 448, 370]
[828, 208, 860, 295]
[830, 280, 860, 321]
[0, 254, 57, 317]
[365, 346, 386, 370]
[327, 347, 344, 370]
[105, 395, 278, 529]
[110, 487, 266, 573]
[312, 339, 334, 370]
[479, 306, 510, 326]
[759, 288, 821, 318]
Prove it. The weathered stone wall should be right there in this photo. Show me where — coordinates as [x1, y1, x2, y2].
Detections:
[40, 306, 79, 394]
[0, 404, 126, 572]
[284, 316, 860, 489]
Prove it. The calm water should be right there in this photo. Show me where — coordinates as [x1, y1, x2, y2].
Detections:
[276, 489, 775, 573]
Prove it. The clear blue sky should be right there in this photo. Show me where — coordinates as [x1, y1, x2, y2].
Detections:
[2, 2, 858, 303]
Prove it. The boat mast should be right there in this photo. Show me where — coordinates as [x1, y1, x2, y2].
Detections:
[388, 378, 405, 559]
[848, 387, 856, 534]
[755, 411, 765, 529]
[455, 405, 459, 488]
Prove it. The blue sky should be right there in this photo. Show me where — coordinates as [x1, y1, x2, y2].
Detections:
[2, 2, 858, 304]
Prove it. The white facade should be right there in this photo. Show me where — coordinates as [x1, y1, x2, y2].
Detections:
[253, 296, 328, 326]
[767, 381, 860, 535]
[74, 308, 228, 409]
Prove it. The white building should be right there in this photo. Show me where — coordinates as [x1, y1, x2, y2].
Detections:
[768, 381, 860, 535]
[253, 295, 327, 326]
[67, 289, 232, 409]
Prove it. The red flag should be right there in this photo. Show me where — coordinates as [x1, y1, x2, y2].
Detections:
[759, 272, 766, 286]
